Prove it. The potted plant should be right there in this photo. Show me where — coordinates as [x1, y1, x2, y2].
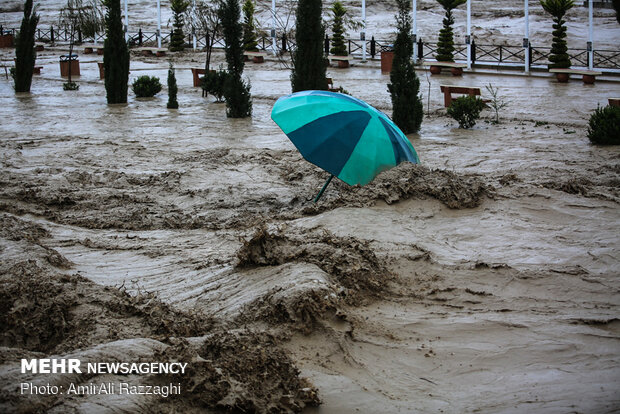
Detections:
[170, 0, 190, 52]
[540, 0, 574, 82]
[329, 1, 349, 68]
[242, 0, 259, 60]
[433, 0, 467, 74]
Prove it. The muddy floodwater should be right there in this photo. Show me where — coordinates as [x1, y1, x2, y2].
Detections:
[1, 22, 620, 414]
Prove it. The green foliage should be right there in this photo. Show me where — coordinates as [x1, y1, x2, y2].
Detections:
[201, 69, 228, 102]
[132, 75, 162, 97]
[14, 0, 39, 93]
[587, 105, 620, 145]
[447, 96, 486, 128]
[167, 64, 179, 109]
[614, 0, 620, 24]
[103, 0, 129, 104]
[540, 0, 574, 69]
[330, 1, 348, 56]
[223, 74, 252, 118]
[388, 0, 423, 134]
[170, 0, 190, 51]
[242, 0, 258, 52]
[220, 0, 252, 117]
[484, 83, 508, 124]
[435, 0, 466, 62]
[63, 81, 79, 90]
[291, 0, 327, 92]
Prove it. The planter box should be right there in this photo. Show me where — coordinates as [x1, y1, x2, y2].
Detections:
[60, 56, 80, 77]
[381, 51, 394, 73]
[0, 34, 14, 48]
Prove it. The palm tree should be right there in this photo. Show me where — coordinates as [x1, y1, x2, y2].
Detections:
[435, 0, 467, 62]
[540, 0, 574, 69]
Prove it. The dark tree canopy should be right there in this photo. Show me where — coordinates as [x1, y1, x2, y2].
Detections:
[14, 0, 39, 93]
[435, 0, 466, 62]
[291, 0, 327, 92]
[103, 0, 130, 104]
[540, 0, 574, 69]
[220, 0, 252, 117]
[388, 0, 424, 134]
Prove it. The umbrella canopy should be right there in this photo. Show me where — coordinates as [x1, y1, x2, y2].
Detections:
[271, 90, 419, 188]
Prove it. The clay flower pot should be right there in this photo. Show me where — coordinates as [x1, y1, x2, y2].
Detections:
[555, 72, 569, 83]
[429, 65, 442, 75]
[451, 67, 463, 76]
[337, 59, 350, 69]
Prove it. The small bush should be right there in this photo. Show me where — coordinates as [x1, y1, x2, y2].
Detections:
[587, 105, 620, 145]
[63, 82, 79, 91]
[132, 75, 162, 98]
[201, 69, 228, 102]
[447, 96, 486, 128]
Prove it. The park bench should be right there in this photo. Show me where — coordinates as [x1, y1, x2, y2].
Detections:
[609, 98, 620, 107]
[1, 63, 11, 79]
[33, 65, 42, 75]
[549, 68, 602, 84]
[244, 51, 267, 63]
[422, 61, 467, 76]
[328, 55, 353, 68]
[440, 85, 487, 107]
[191, 68, 206, 87]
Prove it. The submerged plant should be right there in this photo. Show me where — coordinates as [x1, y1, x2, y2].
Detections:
[167, 63, 179, 109]
[587, 105, 620, 145]
[389, 0, 423, 134]
[14, 0, 39, 93]
[103, 0, 130, 104]
[132, 75, 162, 98]
[485, 83, 508, 124]
[291, 0, 327, 92]
[540, 0, 574, 69]
[447, 96, 486, 128]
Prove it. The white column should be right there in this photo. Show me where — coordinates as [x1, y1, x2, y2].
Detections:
[362, 0, 367, 61]
[124, 0, 129, 42]
[157, 0, 161, 48]
[412, 0, 417, 62]
[271, 0, 277, 55]
[192, 0, 197, 50]
[466, 0, 471, 69]
[524, 0, 530, 73]
[588, 0, 593, 70]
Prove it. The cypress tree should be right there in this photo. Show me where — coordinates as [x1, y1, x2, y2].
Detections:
[167, 63, 179, 109]
[388, 0, 423, 134]
[103, 0, 130, 104]
[14, 0, 39, 93]
[170, 0, 189, 52]
[614, 0, 620, 24]
[435, 0, 466, 62]
[330, 1, 347, 56]
[540, 0, 574, 69]
[242, 0, 258, 52]
[220, 0, 252, 118]
[291, 0, 327, 92]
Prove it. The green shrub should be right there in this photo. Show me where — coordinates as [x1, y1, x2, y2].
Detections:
[201, 69, 228, 102]
[447, 96, 486, 128]
[587, 105, 620, 145]
[167, 64, 179, 109]
[132, 75, 162, 97]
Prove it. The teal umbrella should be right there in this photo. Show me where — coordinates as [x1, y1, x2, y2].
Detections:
[271, 90, 420, 201]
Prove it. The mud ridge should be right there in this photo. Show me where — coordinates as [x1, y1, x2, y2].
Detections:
[236, 225, 392, 304]
[156, 333, 320, 413]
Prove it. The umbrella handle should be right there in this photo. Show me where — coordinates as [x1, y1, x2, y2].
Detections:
[314, 174, 334, 203]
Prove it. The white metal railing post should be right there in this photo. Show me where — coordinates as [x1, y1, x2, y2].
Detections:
[588, 0, 594, 70]
[524, 0, 530, 74]
[466, 0, 471, 69]
[412, 0, 417, 63]
[124, 0, 129, 42]
[362, 0, 367, 61]
[271, 0, 276, 55]
[157, 0, 161, 48]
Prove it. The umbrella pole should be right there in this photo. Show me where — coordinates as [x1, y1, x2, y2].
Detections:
[314, 174, 334, 203]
